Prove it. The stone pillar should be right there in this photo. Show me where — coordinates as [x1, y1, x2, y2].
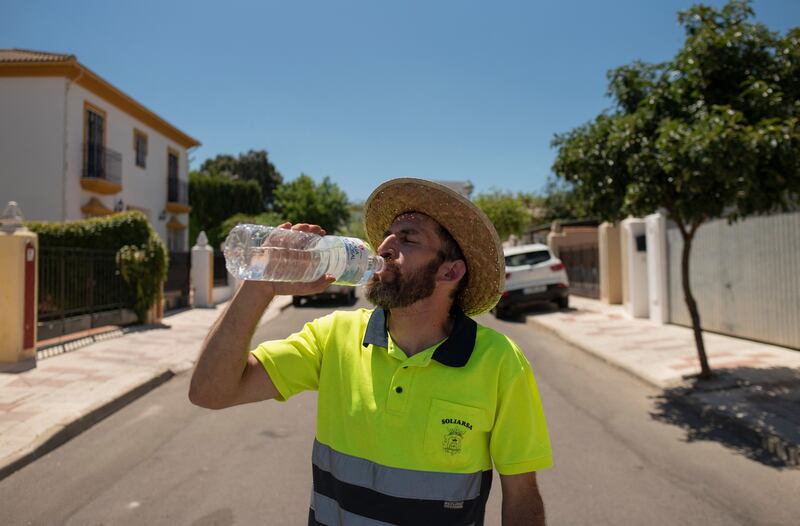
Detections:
[546, 220, 566, 257]
[646, 212, 669, 324]
[0, 202, 38, 372]
[598, 222, 622, 304]
[191, 231, 214, 308]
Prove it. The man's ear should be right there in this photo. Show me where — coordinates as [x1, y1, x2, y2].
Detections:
[438, 260, 467, 283]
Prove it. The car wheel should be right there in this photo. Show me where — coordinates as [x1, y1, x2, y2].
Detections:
[556, 296, 569, 310]
[292, 296, 302, 307]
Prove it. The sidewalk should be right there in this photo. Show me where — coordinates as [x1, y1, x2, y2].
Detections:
[0, 296, 292, 481]
[526, 296, 800, 467]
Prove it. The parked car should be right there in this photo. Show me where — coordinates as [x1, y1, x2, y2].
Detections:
[493, 243, 570, 318]
[293, 284, 357, 307]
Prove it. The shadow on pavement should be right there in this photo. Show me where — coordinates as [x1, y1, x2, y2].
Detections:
[494, 302, 574, 323]
[650, 367, 800, 469]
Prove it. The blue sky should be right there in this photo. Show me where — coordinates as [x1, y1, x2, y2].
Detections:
[3, 0, 798, 203]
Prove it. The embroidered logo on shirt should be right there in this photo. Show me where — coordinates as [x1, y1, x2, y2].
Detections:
[442, 427, 465, 455]
[441, 417, 473, 430]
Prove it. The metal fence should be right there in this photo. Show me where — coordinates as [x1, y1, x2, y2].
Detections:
[38, 246, 129, 340]
[165, 251, 191, 309]
[213, 250, 228, 286]
[558, 244, 600, 299]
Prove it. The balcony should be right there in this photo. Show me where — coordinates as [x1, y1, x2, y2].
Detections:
[81, 143, 122, 194]
[166, 176, 191, 214]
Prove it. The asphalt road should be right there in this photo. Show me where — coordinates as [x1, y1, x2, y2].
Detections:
[2, 297, 800, 525]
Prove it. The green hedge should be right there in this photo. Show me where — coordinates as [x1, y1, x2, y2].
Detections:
[26, 211, 168, 323]
[26, 211, 152, 250]
[189, 172, 263, 248]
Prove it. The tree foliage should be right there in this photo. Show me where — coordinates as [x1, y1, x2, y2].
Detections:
[551, 0, 800, 378]
[273, 174, 351, 234]
[189, 171, 263, 247]
[473, 190, 532, 241]
[200, 149, 283, 208]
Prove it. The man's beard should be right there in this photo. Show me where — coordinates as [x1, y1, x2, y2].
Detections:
[364, 256, 442, 310]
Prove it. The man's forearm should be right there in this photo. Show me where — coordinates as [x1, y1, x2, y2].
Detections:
[189, 281, 275, 407]
[502, 492, 545, 526]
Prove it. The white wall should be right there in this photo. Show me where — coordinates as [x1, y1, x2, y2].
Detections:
[65, 84, 191, 250]
[621, 218, 649, 318]
[0, 77, 66, 221]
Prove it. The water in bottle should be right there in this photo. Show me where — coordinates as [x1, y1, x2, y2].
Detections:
[223, 224, 385, 286]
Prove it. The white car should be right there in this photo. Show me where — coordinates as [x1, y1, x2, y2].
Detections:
[493, 243, 570, 318]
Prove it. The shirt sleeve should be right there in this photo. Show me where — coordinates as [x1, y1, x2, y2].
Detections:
[490, 346, 553, 475]
[250, 314, 333, 402]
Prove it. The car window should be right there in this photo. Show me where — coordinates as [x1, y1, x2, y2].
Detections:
[505, 250, 551, 267]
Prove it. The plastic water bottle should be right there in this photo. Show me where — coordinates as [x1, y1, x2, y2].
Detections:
[223, 224, 385, 286]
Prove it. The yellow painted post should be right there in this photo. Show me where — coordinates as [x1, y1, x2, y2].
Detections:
[0, 202, 38, 372]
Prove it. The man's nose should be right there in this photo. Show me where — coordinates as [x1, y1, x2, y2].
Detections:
[377, 236, 397, 260]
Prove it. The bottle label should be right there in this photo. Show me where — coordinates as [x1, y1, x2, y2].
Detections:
[336, 237, 367, 284]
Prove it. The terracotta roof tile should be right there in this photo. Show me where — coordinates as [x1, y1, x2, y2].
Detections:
[0, 49, 74, 63]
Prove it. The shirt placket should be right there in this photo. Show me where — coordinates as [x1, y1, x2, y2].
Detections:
[385, 340, 433, 414]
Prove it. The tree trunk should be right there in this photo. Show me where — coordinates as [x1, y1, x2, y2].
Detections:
[679, 227, 712, 379]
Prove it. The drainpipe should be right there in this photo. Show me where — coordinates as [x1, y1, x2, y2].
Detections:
[62, 61, 83, 221]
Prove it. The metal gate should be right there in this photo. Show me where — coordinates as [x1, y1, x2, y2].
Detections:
[37, 247, 131, 340]
[165, 251, 191, 309]
[558, 244, 600, 299]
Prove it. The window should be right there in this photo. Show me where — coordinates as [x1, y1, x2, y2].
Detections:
[84, 103, 106, 179]
[134, 129, 148, 168]
[167, 149, 179, 180]
[505, 250, 552, 267]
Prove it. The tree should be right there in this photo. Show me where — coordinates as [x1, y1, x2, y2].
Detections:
[540, 177, 586, 223]
[552, 0, 800, 379]
[201, 149, 283, 208]
[273, 174, 351, 234]
[473, 190, 532, 241]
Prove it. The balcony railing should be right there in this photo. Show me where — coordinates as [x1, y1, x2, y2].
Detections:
[82, 143, 122, 194]
[167, 176, 191, 213]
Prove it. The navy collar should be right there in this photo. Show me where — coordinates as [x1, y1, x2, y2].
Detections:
[362, 307, 477, 367]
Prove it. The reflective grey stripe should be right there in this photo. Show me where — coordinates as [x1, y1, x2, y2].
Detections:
[312, 440, 484, 501]
[312, 493, 396, 526]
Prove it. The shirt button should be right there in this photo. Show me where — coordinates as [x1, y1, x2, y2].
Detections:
[395, 386, 403, 394]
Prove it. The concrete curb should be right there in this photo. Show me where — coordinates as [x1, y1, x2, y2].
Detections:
[524, 314, 671, 388]
[669, 392, 800, 467]
[0, 370, 174, 481]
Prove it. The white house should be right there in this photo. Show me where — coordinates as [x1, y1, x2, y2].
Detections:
[0, 49, 200, 251]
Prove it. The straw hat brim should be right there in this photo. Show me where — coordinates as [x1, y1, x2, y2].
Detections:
[363, 178, 505, 316]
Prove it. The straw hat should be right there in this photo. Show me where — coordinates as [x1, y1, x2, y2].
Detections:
[363, 178, 505, 316]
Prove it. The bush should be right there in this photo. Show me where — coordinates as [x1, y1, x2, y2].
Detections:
[116, 236, 168, 322]
[26, 211, 151, 250]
